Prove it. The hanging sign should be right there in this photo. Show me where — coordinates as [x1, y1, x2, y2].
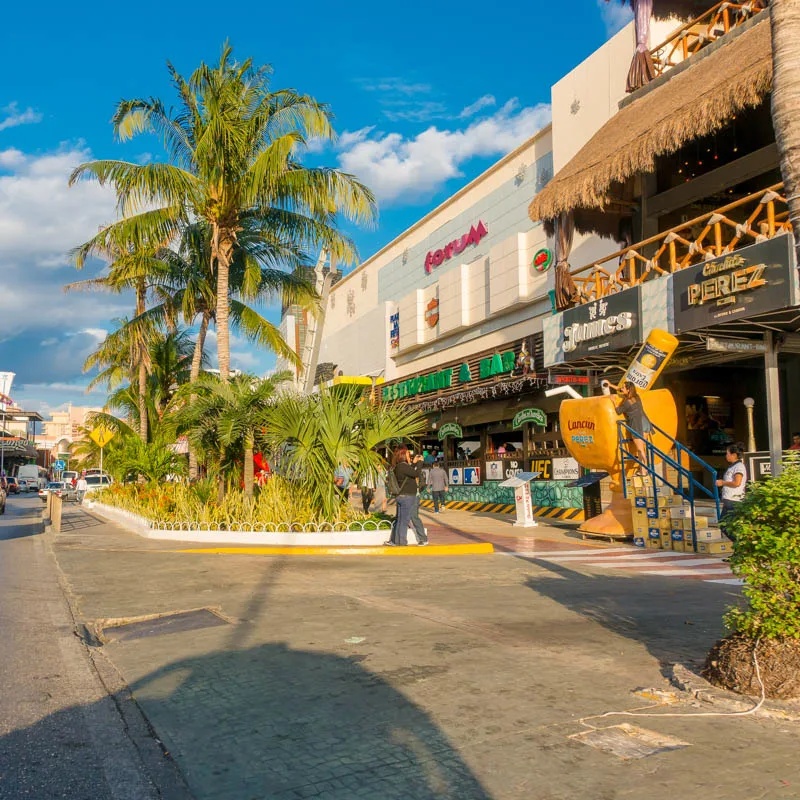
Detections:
[512, 408, 547, 429]
[437, 422, 463, 441]
[672, 235, 795, 333]
[389, 312, 400, 350]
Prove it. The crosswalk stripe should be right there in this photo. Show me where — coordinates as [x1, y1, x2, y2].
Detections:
[584, 558, 727, 569]
[543, 551, 680, 562]
[706, 578, 745, 585]
[641, 568, 732, 576]
[498, 547, 633, 557]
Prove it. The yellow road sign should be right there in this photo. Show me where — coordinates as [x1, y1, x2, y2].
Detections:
[89, 426, 115, 448]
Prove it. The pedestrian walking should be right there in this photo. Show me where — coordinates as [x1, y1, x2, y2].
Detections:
[385, 445, 428, 546]
[428, 462, 449, 513]
[76, 476, 88, 505]
[715, 442, 747, 541]
[359, 473, 376, 514]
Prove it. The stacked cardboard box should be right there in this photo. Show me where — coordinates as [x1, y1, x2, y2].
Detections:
[628, 476, 733, 554]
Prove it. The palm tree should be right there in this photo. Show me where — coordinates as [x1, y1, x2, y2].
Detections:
[69, 43, 376, 380]
[67, 236, 170, 441]
[770, 0, 800, 262]
[177, 372, 290, 497]
[262, 386, 427, 520]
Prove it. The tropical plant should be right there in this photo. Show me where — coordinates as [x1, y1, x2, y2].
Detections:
[69, 43, 376, 381]
[109, 435, 186, 483]
[175, 371, 290, 497]
[770, 0, 800, 266]
[261, 386, 427, 519]
[67, 233, 171, 441]
[723, 463, 800, 640]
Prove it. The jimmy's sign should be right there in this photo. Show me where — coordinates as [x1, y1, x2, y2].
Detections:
[558, 286, 642, 359]
[673, 235, 796, 333]
[424, 221, 488, 274]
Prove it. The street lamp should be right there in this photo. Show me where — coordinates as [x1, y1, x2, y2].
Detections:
[743, 397, 756, 453]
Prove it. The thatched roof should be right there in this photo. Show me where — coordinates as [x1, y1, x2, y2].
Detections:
[607, 0, 716, 20]
[529, 16, 772, 228]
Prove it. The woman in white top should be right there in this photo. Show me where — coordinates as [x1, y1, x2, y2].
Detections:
[715, 442, 747, 538]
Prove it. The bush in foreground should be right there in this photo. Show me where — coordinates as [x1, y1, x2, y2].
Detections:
[703, 463, 800, 699]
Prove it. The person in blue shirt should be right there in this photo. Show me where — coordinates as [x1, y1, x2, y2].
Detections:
[334, 464, 353, 499]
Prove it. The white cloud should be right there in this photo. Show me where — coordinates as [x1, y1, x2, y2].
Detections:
[337, 127, 375, 150]
[358, 78, 431, 95]
[459, 94, 496, 119]
[40, 338, 58, 347]
[337, 100, 552, 204]
[0, 102, 42, 132]
[598, 0, 633, 36]
[0, 144, 117, 268]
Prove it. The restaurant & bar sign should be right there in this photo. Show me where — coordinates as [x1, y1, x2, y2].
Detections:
[672, 235, 797, 333]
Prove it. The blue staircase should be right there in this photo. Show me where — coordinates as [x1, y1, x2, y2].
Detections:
[618, 420, 721, 553]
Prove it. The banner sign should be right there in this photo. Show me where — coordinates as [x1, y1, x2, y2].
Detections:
[558, 287, 642, 359]
[437, 422, 463, 440]
[512, 408, 547, 429]
[672, 235, 796, 333]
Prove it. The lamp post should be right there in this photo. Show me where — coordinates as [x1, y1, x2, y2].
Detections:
[743, 397, 756, 453]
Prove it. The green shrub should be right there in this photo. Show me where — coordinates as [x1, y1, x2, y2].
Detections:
[724, 463, 800, 639]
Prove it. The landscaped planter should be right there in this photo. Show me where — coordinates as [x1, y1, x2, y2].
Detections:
[84, 500, 412, 546]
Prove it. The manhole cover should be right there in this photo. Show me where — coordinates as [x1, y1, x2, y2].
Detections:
[103, 609, 230, 642]
[570, 723, 690, 760]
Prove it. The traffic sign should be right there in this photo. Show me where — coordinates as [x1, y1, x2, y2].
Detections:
[54, 459, 66, 471]
[89, 426, 115, 448]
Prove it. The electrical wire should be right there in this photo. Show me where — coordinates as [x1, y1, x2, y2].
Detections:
[578, 639, 766, 730]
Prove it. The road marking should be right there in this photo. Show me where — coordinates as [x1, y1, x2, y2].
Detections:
[173, 543, 494, 556]
[584, 558, 726, 569]
[641, 568, 732, 576]
[705, 578, 745, 585]
[543, 551, 680, 562]
[498, 548, 633, 557]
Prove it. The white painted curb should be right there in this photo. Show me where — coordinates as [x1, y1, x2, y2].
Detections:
[84, 501, 425, 546]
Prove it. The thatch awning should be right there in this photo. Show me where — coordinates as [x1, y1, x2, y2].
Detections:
[528, 16, 772, 231]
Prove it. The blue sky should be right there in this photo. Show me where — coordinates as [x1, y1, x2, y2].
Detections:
[0, 0, 631, 417]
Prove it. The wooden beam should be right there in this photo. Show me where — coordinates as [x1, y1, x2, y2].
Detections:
[646, 143, 779, 220]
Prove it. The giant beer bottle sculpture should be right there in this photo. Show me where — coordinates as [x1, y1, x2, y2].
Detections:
[560, 330, 679, 537]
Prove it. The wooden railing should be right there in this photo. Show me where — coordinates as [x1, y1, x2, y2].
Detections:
[571, 183, 791, 304]
[649, 0, 768, 82]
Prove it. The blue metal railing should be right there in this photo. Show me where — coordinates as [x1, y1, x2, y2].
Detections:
[618, 420, 720, 553]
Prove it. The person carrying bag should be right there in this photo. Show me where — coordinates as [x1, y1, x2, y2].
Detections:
[385, 445, 428, 547]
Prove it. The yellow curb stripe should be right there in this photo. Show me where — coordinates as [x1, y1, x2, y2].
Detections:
[172, 543, 494, 557]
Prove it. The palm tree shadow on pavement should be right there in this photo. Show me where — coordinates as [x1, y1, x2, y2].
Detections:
[522, 557, 735, 674]
[123, 641, 494, 800]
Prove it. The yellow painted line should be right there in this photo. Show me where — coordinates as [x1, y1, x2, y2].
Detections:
[172, 543, 494, 557]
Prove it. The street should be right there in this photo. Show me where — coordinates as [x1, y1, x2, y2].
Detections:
[0, 497, 794, 799]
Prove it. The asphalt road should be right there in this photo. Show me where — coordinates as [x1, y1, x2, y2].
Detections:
[0, 494, 187, 800]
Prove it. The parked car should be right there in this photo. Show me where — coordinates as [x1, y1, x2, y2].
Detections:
[39, 482, 77, 503]
[5, 476, 19, 494]
[84, 474, 113, 494]
[62, 470, 78, 486]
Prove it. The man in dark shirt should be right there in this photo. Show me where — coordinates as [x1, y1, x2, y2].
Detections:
[388, 446, 428, 546]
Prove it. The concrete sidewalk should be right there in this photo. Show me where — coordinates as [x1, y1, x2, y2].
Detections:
[45, 502, 799, 800]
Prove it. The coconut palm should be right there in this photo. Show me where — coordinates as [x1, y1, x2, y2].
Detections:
[176, 372, 290, 497]
[261, 386, 427, 520]
[69, 43, 376, 381]
[770, 0, 800, 262]
[67, 235, 171, 441]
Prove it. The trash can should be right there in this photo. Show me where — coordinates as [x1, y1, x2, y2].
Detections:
[568, 472, 608, 522]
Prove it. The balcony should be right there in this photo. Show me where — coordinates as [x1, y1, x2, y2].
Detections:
[570, 183, 791, 304]
[647, 0, 768, 86]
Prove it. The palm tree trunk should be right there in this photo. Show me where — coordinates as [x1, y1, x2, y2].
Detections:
[213, 227, 235, 381]
[217, 455, 226, 504]
[771, 0, 800, 258]
[138, 361, 148, 443]
[243, 435, 255, 498]
[188, 313, 210, 481]
[136, 280, 148, 442]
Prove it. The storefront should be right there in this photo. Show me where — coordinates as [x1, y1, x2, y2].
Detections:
[379, 334, 587, 520]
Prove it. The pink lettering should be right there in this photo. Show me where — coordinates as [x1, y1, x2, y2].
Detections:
[432, 249, 445, 266]
[422, 220, 489, 273]
[424, 252, 434, 273]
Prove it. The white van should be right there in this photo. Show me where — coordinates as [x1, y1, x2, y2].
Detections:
[16, 464, 48, 492]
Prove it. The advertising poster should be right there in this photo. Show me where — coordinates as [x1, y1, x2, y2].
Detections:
[463, 467, 481, 486]
[485, 461, 504, 481]
[449, 468, 463, 486]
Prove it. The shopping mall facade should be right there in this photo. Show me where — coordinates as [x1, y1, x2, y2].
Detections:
[291, 2, 799, 519]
